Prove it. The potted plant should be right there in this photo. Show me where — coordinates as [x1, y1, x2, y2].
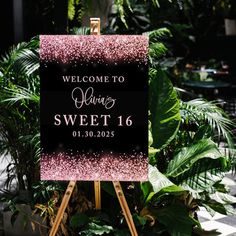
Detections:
[0, 38, 42, 235]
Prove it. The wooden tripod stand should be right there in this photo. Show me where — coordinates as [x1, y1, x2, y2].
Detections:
[49, 18, 138, 236]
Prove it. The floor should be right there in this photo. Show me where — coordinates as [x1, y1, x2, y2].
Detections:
[197, 175, 236, 236]
[197, 207, 236, 236]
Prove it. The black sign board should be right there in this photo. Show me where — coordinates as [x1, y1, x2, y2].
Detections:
[40, 35, 148, 181]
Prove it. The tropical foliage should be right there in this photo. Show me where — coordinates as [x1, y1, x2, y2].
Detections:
[0, 27, 235, 236]
[0, 38, 39, 191]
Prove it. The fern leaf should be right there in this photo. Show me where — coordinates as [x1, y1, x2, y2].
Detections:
[114, 0, 128, 28]
[147, 28, 172, 44]
[149, 42, 168, 59]
[68, 0, 76, 21]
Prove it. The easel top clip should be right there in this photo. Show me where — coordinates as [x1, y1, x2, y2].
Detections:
[90, 18, 101, 35]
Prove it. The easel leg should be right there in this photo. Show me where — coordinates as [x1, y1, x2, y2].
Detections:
[113, 181, 138, 236]
[94, 181, 101, 210]
[90, 17, 102, 212]
[49, 181, 76, 236]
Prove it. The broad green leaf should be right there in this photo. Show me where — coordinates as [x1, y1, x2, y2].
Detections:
[193, 125, 211, 142]
[133, 213, 147, 226]
[148, 165, 174, 192]
[79, 222, 113, 236]
[180, 184, 201, 199]
[201, 204, 216, 217]
[203, 202, 236, 216]
[148, 147, 158, 158]
[213, 182, 228, 193]
[151, 203, 198, 236]
[181, 170, 225, 193]
[148, 123, 159, 163]
[140, 181, 153, 203]
[141, 165, 184, 204]
[145, 192, 156, 204]
[176, 156, 227, 192]
[148, 129, 153, 147]
[209, 192, 236, 205]
[149, 69, 180, 149]
[153, 185, 185, 201]
[166, 139, 222, 178]
[204, 194, 236, 216]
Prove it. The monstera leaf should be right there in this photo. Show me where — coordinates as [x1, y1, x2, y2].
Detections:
[149, 69, 180, 149]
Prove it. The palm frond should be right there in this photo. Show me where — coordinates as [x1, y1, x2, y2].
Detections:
[0, 37, 39, 78]
[19, 133, 40, 163]
[0, 42, 28, 75]
[180, 99, 235, 150]
[70, 27, 90, 35]
[13, 48, 39, 76]
[2, 86, 39, 105]
[33, 134, 41, 162]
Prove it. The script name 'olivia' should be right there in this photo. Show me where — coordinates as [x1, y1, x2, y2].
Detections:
[71, 87, 116, 110]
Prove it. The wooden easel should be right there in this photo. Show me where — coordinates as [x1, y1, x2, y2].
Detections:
[49, 18, 138, 236]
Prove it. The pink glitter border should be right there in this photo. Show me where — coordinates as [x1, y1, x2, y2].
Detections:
[40, 35, 148, 65]
[41, 152, 148, 181]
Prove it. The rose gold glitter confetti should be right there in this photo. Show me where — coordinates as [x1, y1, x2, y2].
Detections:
[40, 151, 148, 181]
[40, 35, 148, 65]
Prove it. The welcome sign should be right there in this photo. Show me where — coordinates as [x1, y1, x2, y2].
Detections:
[40, 35, 148, 181]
